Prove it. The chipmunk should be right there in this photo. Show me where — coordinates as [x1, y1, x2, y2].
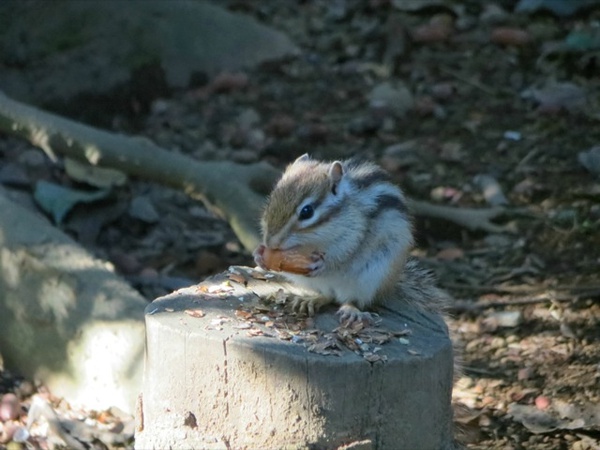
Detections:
[254, 154, 451, 324]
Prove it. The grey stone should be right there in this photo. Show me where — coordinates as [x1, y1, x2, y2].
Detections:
[0, 1, 297, 117]
[369, 82, 414, 118]
[0, 189, 146, 413]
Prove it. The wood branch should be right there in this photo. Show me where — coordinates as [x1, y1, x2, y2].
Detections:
[409, 199, 510, 233]
[0, 91, 279, 251]
[451, 290, 600, 313]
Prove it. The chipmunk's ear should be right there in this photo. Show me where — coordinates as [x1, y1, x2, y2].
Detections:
[294, 153, 311, 164]
[328, 161, 344, 195]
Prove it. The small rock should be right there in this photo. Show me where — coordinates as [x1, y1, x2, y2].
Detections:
[439, 141, 464, 161]
[430, 82, 455, 100]
[491, 27, 531, 46]
[411, 22, 453, 43]
[246, 129, 267, 151]
[535, 395, 551, 410]
[578, 146, 600, 177]
[266, 114, 296, 137]
[503, 130, 522, 141]
[473, 174, 509, 206]
[0, 393, 20, 421]
[411, 14, 454, 43]
[430, 186, 462, 202]
[383, 140, 420, 168]
[129, 196, 160, 223]
[348, 115, 382, 135]
[523, 81, 586, 113]
[368, 81, 414, 118]
[0, 163, 30, 187]
[551, 208, 577, 226]
[560, 323, 577, 339]
[151, 99, 170, 115]
[17, 149, 46, 168]
[297, 123, 329, 143]
[237, 108, 261, 131]
[210, 72, 249, 93]
[517, 367, 534, 381]
[326, 0, 349, 22]
[483, 234, 513, 248]
[0, 421, 18, 443]
[480, 4, 509, 24]
[487, 311, 522, 328]
[413, 96, 442, 117]
[435, 247, 464, 261]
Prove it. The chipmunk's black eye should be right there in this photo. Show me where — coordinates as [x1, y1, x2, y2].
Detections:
[298, 204, 314, 221]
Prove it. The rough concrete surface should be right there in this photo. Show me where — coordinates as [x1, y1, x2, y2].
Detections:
[0, 189, 147, 413]
[137, 268, 455, 450]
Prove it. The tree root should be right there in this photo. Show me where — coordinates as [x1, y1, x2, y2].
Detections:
[409, 200, 511, 234]
[0, 91, 279, 251]
[0, 91, 519, 251]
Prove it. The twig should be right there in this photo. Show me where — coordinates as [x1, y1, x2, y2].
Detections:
[438, 67, 498, 96]
[409, 200, 509, 233]
[451, 290, 600, 313]
[442, 282, 600, 294]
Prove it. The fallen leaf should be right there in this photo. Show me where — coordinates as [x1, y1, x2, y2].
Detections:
[578, 146, 600, 177]
[33, 180, 111, 224]
[249, 269, 267, 280]
[436, 247, 465, 261]
[235, 309, 253, 320]
[184, 309, 205, 318]
[247, 329, 265, 337]
[227, 271, 247, 285]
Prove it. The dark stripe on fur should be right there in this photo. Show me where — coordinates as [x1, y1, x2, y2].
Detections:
[351, 168, 391, 189]
[368, 193, 407, 218]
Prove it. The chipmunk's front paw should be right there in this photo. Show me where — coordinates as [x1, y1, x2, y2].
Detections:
[253, 244, 268, 270]
[291, 295, 332, 317]
[336, 304, 375, 326]
[305, 251, 325, 277]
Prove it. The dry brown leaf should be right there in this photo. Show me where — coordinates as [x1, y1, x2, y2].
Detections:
[364, 353, 387, 363]
[308, 339, 342, 356]
[184, 309, 205, 318]
[249, 269, 267, 280]
[235, 309, 253, 320]
[227, 271, 247, 285]
[247, 329, 264, 337]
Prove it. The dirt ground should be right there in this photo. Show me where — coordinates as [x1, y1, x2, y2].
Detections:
[1, 1, 599, 449]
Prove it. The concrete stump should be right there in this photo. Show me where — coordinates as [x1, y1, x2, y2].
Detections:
[136, 267, 455, 450]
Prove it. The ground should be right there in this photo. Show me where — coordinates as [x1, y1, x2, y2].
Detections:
[1, 1, 599, 449]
